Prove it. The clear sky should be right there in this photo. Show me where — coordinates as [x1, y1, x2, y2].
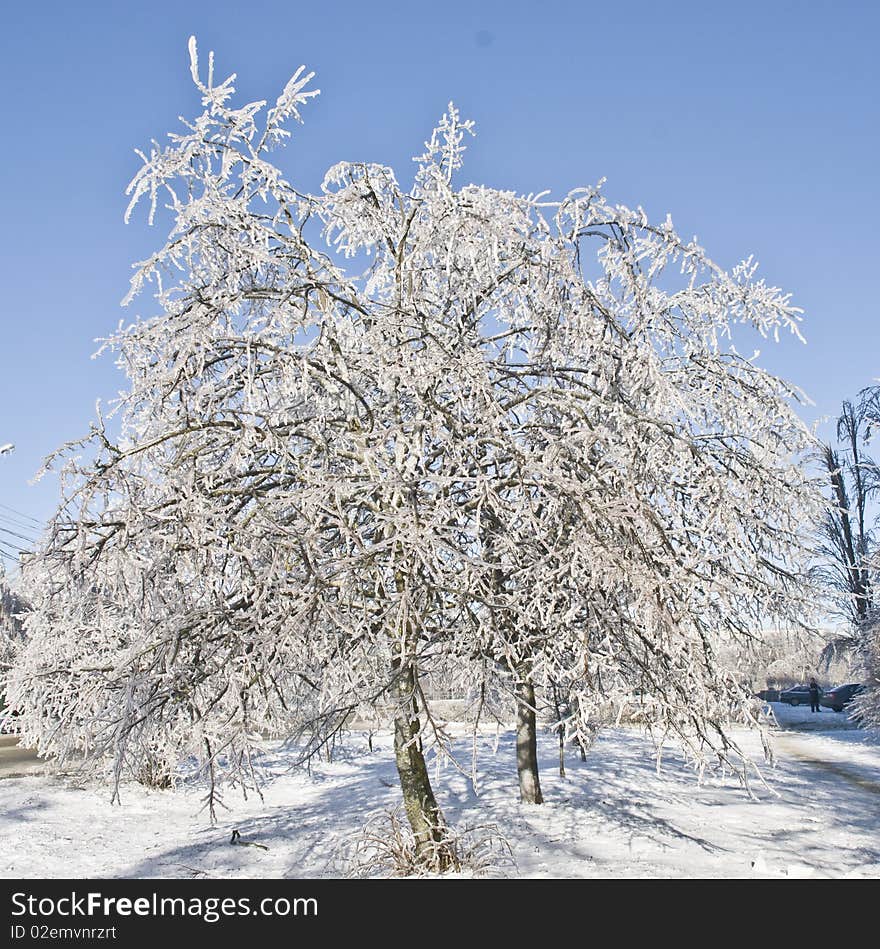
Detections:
[0, 0, 877, 558]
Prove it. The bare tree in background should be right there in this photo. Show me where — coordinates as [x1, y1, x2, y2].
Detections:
[815, 398, 877, 664]
[847, 384, 880, 724]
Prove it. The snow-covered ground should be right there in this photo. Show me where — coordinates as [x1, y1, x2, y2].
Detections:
[2, 707, 878, 879]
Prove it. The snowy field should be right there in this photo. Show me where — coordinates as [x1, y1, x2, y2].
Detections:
[2, 705, 878, 880]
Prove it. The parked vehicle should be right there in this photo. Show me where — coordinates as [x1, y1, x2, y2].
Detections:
[819, 683, 865, 713]
[755, 689, 781, 703]
[779, 684, 823, 706]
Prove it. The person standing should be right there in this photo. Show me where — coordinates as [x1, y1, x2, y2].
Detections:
[809, 677, 821, 713]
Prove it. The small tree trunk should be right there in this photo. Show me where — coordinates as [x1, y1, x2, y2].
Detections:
[391, 657, 453, 868]
[550, 681, 566, 778]
[514, 675, 544, 804]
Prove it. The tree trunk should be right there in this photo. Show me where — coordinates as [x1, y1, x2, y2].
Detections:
[550, 680, 566, 778]
[514, 675, 544, 804]
[391, 657, 453, 868]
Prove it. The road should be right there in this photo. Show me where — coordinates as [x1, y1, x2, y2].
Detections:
[773, 731, 880, 795]
[768, 701, 880, 796]
[0, 734, 45, 778]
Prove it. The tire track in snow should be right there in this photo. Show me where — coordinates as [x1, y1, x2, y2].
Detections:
[774, 733, 880, 795]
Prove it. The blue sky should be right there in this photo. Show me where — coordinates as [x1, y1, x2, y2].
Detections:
[0, 0, 877, 554]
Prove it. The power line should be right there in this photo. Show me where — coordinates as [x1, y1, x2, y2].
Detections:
[0, 526, 35, 546]
[0, 544, 27, 565]
[0, 534, 27, 551]
[0, 445, 36, 569]
[0, 515, 38, 539]
[0, 508, 40, 527]
[0, 502, 41, 526]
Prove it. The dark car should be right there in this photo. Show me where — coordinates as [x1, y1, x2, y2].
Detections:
[779, 684, 823, 706]
[755, 689, 781, 703]
[819, 683, 865, 713]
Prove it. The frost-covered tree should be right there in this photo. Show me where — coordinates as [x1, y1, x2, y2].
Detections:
[8, 37, 825, 864]
[812, 388, 880, 682]
[0, 570, 27, 717]
[843, 384, 880, 724]
[855, 597, 880, 727]
[324, 138, 826, 801]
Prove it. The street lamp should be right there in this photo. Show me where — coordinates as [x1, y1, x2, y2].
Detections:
[0, 444, 13, 456]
